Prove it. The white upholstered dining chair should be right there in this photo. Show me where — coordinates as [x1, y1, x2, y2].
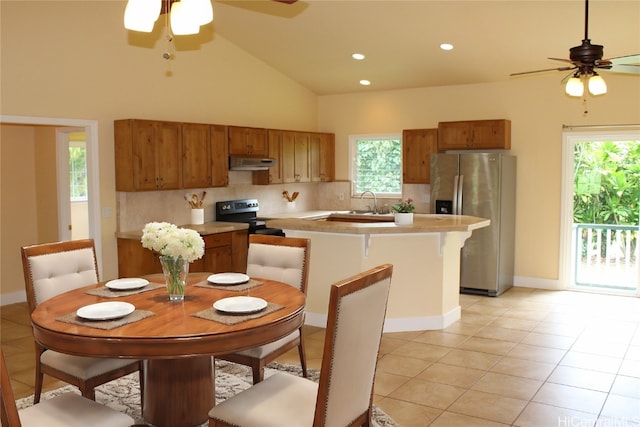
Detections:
[1, 348, 135, 427]
[20, 239, 142, 403]
[216, 234, 311, 384]
[208, 263, 393, 427]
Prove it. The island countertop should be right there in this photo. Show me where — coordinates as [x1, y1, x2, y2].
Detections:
[266, 213, 490, 235]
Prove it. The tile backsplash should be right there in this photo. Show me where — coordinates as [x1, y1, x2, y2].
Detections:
[116, 172, 431, 232]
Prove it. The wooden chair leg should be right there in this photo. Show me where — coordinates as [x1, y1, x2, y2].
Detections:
[33, 366, 44, 404]
[81, 387, 96, 400]
[298, 342, 308, 378]
[252, 365, 264, 384]
[139, 361, 145, 411]
[298, 329, 308, 378]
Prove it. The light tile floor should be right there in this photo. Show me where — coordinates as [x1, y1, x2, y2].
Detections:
[3, 287, 640, 426]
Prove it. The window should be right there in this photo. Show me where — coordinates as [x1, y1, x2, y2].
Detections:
[349, 134, 402, 197]
[69, 142, 87, 201]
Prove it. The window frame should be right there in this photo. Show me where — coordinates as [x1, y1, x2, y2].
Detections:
[348, 133, 402, 198]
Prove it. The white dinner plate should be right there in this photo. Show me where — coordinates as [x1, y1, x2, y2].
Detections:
[105, 278, 150, 290]
[207, 273, 250, 286]
[213, 296, 267, 314]
[76, 301, 135, 320]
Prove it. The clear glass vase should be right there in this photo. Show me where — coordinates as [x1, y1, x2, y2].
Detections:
[159, 255, 189, 301]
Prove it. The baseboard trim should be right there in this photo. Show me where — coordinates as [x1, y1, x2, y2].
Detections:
[0, 290, 26, 306]
[513, 276, 562, 291]
[305, 305, 461, 333]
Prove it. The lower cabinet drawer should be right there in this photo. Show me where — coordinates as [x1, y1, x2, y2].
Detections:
[204, 233, 232, 249]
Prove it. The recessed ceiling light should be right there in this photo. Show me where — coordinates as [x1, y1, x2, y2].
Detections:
[352, 53, 365, 60]
[440, 43, 454, 51]
[359, 80, 371, 86]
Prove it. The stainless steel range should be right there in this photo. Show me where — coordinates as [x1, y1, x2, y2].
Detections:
[215, 199, 285, 236]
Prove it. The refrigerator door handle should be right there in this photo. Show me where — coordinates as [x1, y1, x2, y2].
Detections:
[452, 175, 459, 215]
[457, 174, 464, 214]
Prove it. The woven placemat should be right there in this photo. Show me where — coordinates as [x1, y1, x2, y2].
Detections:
[193, 303, 284, 325]
[56, 310, 155, 330]
[85, 283, 165, 298]
[195, 279, 263, 292]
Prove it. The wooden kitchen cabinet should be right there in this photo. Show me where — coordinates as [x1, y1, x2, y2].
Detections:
[210, 124, 229, 187]
[117, 230, 248, 278]
[182, 122, 212, 189]
[228, 126, 268, 156]
[402, 128, 438, 184]
[253, 129, 284, 185]
[180, 123, 229, 188]
[255, 130, 335, 185]
[309, 132, 335, 182]
[115, 119, 182, 191]
[196, 233, 232, 273]
[437, 119, 511, 151]
[282, 131, 310, 183]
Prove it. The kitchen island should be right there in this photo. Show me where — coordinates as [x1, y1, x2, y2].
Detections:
[266, 213, 490, 332]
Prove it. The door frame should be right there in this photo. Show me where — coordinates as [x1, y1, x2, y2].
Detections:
[560, 127, 640, 295]
[0, 115, 102, 272]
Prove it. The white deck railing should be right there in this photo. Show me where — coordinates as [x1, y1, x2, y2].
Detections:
[573, 224, 639, 292]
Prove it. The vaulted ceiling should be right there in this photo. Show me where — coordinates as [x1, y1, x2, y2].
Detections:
[211, 0, 640, 95]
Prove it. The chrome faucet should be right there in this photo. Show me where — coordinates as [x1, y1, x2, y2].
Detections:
[360, 190, 377, 213]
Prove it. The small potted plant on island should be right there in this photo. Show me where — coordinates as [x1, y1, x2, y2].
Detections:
[391, 197, 415, 225]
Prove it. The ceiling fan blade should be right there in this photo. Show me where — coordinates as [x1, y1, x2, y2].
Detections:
[510, 66, 576, 77]
[549, 57, 574, 64]
[607, 54, 640, 65]
[604, 63, 640, 75]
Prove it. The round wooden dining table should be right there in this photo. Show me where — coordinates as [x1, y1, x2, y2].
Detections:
[30, 273, 306, 427]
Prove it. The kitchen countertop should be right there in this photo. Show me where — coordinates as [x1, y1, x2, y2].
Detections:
[265, 213, 490, 234]
[116, 222, 249, 240]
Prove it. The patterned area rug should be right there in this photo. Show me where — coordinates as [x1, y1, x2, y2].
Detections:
[16, 360, 399, 427]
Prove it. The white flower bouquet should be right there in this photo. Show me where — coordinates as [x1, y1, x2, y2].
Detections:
[141, 222, 205, 262]
[141, 222, 205, 300]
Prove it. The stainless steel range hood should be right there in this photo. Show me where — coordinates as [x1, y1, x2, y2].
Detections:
[229, 156, 277, 171]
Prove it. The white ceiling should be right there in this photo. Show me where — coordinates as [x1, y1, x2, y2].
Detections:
[211, 0, 640, 95]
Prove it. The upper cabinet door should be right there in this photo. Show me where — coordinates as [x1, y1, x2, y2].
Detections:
[115, 119, 182, 191]
[182, 123, 211, 189]
[228, 126, 268, 156]
[309, 132, 335, 182]
[152, 121, 182, 190]
[253, 129, 283, 185]
[438, 119, 511, 151]
[402, 128, 438, 184]
[210, 124, 229, 187]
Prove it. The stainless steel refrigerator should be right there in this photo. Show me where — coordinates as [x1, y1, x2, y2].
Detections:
[430, 153, 516, 296]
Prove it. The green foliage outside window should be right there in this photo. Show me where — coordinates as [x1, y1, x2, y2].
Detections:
[69, 146, 87, 200]
[354, 138, 401, 194]
[573, 140, 640, 225]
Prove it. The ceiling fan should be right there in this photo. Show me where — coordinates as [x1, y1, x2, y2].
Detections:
[510, 0, 640, 97]
[125, 0, 298, 34]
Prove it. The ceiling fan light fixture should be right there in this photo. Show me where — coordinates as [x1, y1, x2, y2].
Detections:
[171, 1, 200, 35]
[184, 0, 213, 26]
[588, 73, 607, 95]
[124, 0, 161, 32]
[565, 75, 584, 97]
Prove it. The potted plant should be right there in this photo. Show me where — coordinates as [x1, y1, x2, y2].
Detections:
[391, 198, 415, 225]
